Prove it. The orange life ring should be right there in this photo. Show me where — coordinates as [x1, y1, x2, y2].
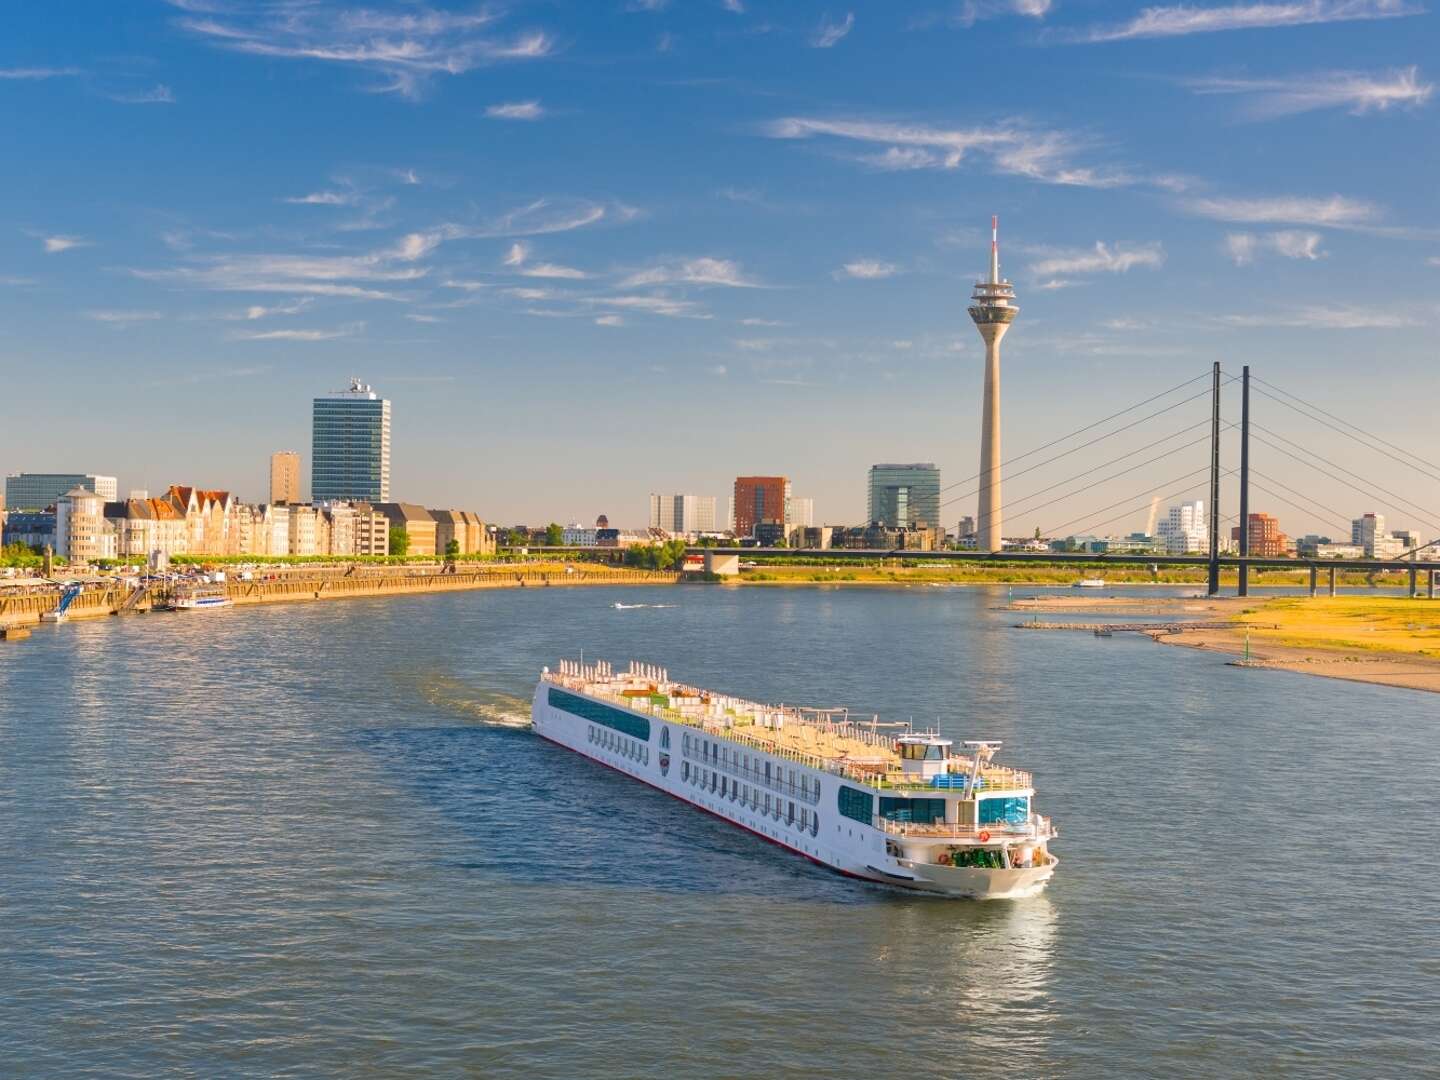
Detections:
[978, 831, 991, 843]
[936, 851, 951, 865]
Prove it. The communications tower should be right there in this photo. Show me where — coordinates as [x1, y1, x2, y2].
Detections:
[967, 216, 1018, 553]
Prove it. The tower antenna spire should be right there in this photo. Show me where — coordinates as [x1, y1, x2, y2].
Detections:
[968, 215, 1019, 554]
[990, 215, 1000, 284]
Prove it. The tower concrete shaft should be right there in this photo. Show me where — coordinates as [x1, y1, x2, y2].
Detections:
[967, 216, 1018, 553]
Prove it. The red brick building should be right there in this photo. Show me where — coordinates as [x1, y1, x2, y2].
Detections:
[1231, 512, 1289, 557]
[733, 476, 790, 539]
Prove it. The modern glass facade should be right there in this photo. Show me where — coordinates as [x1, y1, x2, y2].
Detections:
[311, 382, 390, 503]
[5, 473, 117, 511]
[867, 463, 940, 529]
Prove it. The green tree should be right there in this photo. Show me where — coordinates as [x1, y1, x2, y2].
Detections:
[504, 528, 528, 547]
[388, 526, 410, 557]
[444, 538, 460, 558]
[545, 522, 564, 546]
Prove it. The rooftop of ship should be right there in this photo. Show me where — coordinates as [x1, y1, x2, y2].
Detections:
[544, 659, 1034, 794]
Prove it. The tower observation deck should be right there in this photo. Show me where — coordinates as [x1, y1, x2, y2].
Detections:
[968, 217, 1019, 553]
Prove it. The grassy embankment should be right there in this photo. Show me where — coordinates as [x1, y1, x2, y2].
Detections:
[1238, 596, 1440, 657]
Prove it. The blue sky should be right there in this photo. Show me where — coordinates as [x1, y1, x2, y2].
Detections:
[2, 0, 1437, 537]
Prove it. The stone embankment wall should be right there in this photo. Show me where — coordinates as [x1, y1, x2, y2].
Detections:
[0, 567, 683, 628]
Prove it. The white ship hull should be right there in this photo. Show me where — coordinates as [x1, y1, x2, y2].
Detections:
[171, 596, 233, 610]
[532, 680, 1057, 899]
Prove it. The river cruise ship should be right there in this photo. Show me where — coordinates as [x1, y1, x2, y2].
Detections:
[533, 659, 1058, 899]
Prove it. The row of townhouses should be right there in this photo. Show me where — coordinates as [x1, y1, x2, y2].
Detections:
[6, 486, 493, 563]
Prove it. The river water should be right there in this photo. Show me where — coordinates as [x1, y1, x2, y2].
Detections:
[2, 585, 1436, 1078]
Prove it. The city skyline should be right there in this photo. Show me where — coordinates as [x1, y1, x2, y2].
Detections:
[2, 2, 1438, 531]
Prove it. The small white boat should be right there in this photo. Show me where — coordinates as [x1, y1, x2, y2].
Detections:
[1072, 578, 1106, 589]
[169, 587, 233, 611]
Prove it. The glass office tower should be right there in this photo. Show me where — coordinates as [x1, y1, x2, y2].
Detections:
[867, 463, 940, 528]
[312, 381, 391, 503]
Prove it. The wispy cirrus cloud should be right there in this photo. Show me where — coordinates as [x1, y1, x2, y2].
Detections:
[811, 12, 855, 47]
[1184, 193, 1379, 227]
[588, 294, 712, 319]
[0, 66, 81, 79]
[835, 259, 899, 280]
[284, 190, 358, 206]
[134, 233, 435, 299]
[485, 100, 544, 120]
[41, 234, 91, 254]
[233, 323, 361, 341]
[86, 310, 163, 325]
[1070, 0, 1421, 43]
[766, 115, 1133, 188]
[171, 1, 555, 99]
[622, 257, 763, 288]
[920, 0, 1052, 27]
[1028, 241, 1166, 278]
[1189, 65, 1432, 118]
[594, 314, 625, 326]
[1224, 230, 1326, 264]
[106, 83, 175, 104]
[1222, 306, 1420, 329]
[500, 239, 587, 278]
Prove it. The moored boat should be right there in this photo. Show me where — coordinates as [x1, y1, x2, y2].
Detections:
[532, 659, 1058, 899]
[168, 585, 233, 610]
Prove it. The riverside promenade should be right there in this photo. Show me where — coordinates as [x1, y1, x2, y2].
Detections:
[0, 565, 683, 630]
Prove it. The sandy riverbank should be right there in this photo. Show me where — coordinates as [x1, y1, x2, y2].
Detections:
[1017, 593, 1440, 695]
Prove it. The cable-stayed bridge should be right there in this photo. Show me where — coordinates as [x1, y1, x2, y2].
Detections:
[694, 363, 1440, 599]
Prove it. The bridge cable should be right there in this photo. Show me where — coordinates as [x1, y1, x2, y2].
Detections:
[1048, 471, 1237, 540]
[934, 418, 1215, 516]
[931, 369, 1216, 498]
[1249, 378, 1440, 486]
[1248, 424, 1440, 533]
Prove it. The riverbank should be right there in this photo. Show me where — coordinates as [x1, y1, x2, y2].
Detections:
[0, 564, 683, 629]
[1017, 593, 1440, 694]
[733, 563, 1402, 588]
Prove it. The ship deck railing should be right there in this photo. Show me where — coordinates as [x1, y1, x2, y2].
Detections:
[876, 815, 1053, 843]
[547, 674, 1034, 793]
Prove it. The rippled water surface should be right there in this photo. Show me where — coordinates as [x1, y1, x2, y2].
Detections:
[3, 586, 1437, 1078]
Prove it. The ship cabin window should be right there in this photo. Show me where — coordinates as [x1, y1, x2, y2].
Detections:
[683, 733, 691, 754]
[837, 785, 874, 825]
[549, 689, 651, 742]
[787, 801, 795, 825]
[682, 762, 690, 781]
[899, 742, 946, 762]
[879, 797, 946, 824]
[811, 815, 820, 837]
[764, 794, 772, 814]
[764, 763, 772, 784]
[978, 797, 1030, 826]
[661, 727, 670, 749]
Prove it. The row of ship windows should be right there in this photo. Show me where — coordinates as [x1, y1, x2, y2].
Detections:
[588, 724, 650, 767]
[680, 761, 821, 838]
[679, 731, 821, 806]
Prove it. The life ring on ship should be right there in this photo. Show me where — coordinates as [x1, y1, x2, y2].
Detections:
[935, 851, 951, 865]
[978, 831, 991, 843]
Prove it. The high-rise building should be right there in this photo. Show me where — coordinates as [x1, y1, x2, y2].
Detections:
[967, 216, 1018, 553]
[5, 473, 118, 511]
[649, 494, 718, 535]
[790, 497, 815, 529]
[312, 380, 391, 503]
[1157, 500, 1208, 555]
[957, 515, 976, 539]
[732, 476, 790, 539]
[868, 464, 940, 529]
[1351, 513, 1385, 556]
[270, 451, 301, 505]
